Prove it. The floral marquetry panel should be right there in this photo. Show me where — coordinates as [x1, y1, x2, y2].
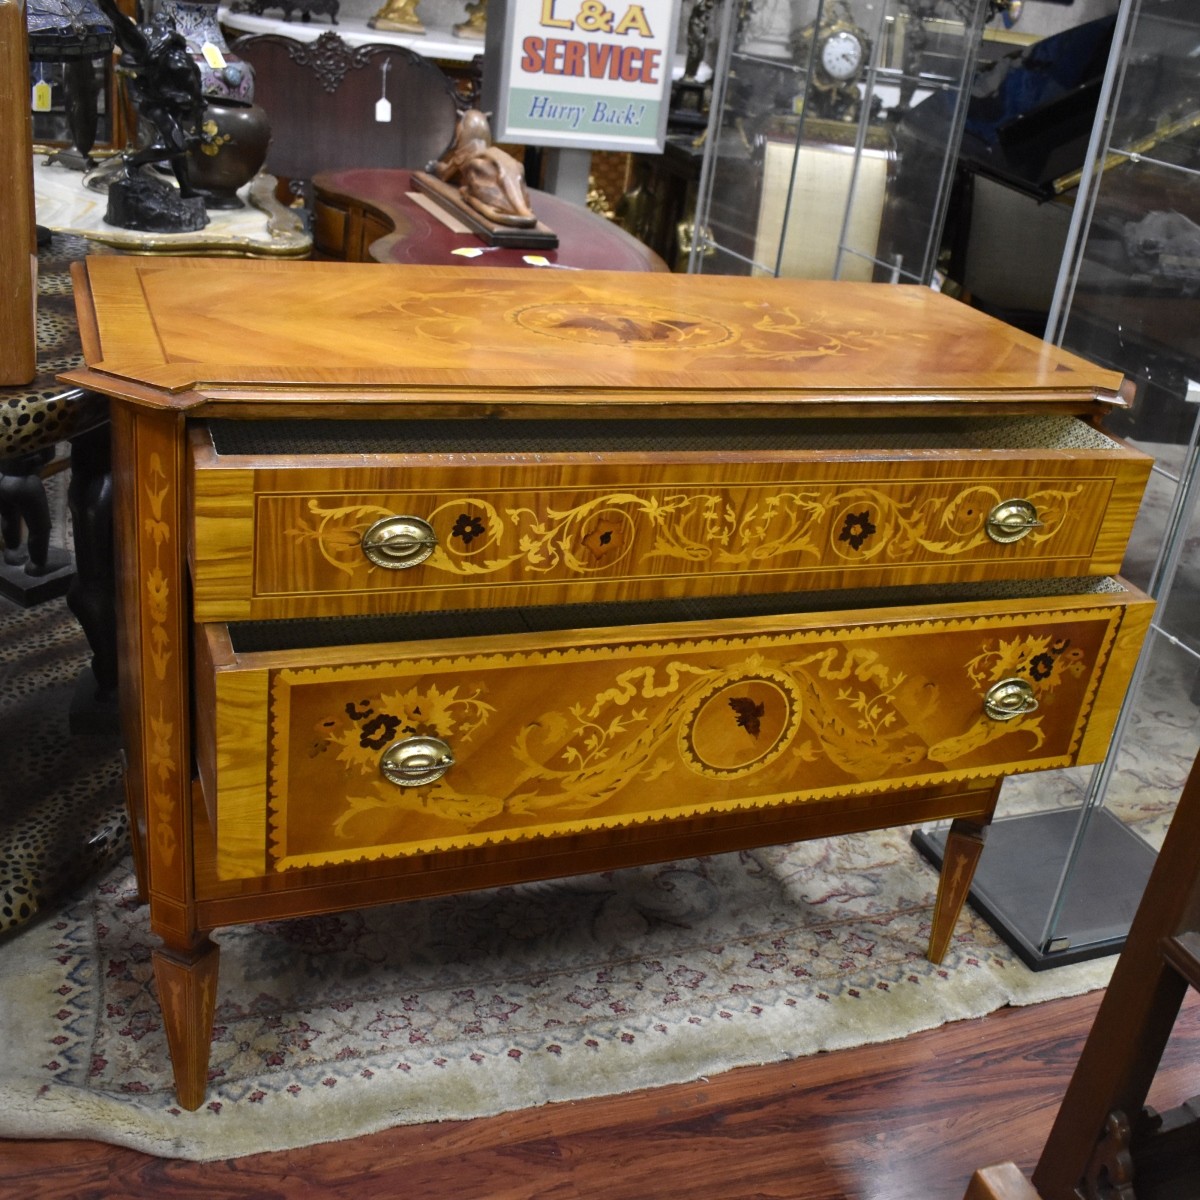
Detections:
[188, 418, 1150, 622]
[197, 589, 1151, 880]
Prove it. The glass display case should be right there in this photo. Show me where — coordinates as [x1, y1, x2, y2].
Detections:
[687, 0, 1001, 282]
[1035, 0, 1200, 960]
[917, 0, 1200, 968]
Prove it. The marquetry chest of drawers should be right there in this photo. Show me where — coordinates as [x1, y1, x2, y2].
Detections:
[65, 256, 1153, 1109]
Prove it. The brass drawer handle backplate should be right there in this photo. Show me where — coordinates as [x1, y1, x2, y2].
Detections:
[361, 515, 439, 569]
[380, 735, 456, 787]
[985, 499, 1042, 544]
[984, 678, 1039, 721]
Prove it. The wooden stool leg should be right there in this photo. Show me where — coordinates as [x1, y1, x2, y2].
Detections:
[153, 937, 220, 1110]
[927, 817, 987, 963]
[963, 1163, 1043, 1199]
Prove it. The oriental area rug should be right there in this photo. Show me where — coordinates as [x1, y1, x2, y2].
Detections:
[0, 590, 1189, 1163]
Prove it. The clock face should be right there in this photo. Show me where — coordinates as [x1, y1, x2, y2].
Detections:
[820, 28, 864, 81]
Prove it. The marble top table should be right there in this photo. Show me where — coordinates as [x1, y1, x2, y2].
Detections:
[33, 158, 311, 257]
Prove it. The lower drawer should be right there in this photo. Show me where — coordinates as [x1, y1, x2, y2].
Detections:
[195, 580, 1151, 881]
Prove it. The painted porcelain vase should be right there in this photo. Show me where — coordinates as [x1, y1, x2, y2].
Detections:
[159, 0, 255, 100]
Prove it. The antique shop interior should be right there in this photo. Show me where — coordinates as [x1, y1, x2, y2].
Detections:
[2, 0, 1200, 1194]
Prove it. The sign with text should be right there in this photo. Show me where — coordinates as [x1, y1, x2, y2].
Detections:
[483, 0, 680, 153]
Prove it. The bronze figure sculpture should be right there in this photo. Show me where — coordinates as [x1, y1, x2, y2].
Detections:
[95, 0, 209, 230]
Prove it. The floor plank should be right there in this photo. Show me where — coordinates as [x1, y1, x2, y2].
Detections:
[5, 988, 1200, 1199]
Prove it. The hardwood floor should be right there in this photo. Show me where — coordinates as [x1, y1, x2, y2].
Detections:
[5, 988, 1200, 1200]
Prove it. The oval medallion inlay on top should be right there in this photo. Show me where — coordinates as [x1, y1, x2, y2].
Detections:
[511, 303, 735, 350]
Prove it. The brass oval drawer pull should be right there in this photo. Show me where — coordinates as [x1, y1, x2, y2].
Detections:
[983, 678, 1039, 721]
[361, 515, 438, 569]
[985, 499, 1043, 544]
[380, 736, 455, 787]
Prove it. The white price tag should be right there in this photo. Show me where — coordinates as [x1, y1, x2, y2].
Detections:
[201, 41, 227, 69]
[375, 60, 391, 122]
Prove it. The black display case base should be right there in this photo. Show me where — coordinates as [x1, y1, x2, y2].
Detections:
[912, 806, 1158, 970]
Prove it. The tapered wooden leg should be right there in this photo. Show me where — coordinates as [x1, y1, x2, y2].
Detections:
[927, 817, 987, 964]
[153, 937, 219, 1110]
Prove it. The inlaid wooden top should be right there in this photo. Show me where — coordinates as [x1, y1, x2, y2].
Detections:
[64, 256, 1126, 415]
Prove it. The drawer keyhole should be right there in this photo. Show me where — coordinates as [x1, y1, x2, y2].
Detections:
[983, 678, 1039, 721]
[380, 735, 455, 787]
[362, 515, 439, 569]
[985, 499, 1042, 544]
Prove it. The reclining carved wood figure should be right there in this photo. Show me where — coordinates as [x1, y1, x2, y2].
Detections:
[430, 109, 537, 227]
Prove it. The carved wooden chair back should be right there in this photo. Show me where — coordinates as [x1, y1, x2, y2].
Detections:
[231, 31, 463, 186]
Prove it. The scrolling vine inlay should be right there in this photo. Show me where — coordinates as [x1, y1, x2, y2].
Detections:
[278, 481, 1085, 592]
[261, 608, 1118, 874]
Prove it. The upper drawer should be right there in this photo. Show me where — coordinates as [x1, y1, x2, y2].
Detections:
[189, 415, 1151, 622]
[195, 578, 1152, 881]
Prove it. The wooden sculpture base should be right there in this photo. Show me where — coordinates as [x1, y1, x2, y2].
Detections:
[412, 170, 559, 249]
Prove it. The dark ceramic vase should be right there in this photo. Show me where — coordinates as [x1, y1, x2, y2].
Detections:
[187, 96, 271, 209]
